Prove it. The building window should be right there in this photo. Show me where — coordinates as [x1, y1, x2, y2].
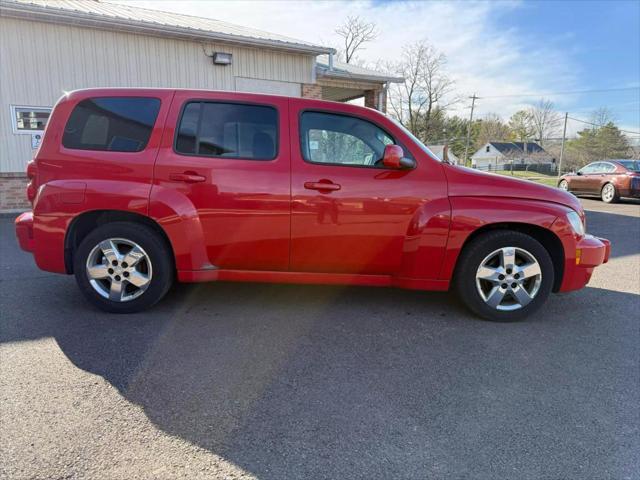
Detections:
[62, 97, 161, 152]
[175, 101, 278, 160]
[11, 106, 51, 134]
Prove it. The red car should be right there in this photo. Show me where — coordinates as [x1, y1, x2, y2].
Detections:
[15, 88, 610, 321]
[558, 160, 640, 203]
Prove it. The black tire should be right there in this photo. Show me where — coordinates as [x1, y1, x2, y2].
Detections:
[453, 230, 554, 322]
[73, 222, 174, 313]
[601, 182, 619, 203]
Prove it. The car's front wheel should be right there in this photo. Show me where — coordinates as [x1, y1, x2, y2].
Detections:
[74, 222, 174, 313]
[454, 230, 554, 322]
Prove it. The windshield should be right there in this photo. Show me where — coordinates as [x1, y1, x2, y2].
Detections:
[618, 160, 640, 171]
[387, 116, 441, 161]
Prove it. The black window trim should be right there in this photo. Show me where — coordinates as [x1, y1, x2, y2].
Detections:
[298, 108, 416, 171]
[61, 95, 162, 153]
[173, 99, 280, 162]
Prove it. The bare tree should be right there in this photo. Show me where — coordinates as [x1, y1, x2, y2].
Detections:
[335, 16, 378, 64]
[527, 99, 561, 146]
[508, 110, 535, 142]
[476, 113, 510, 147]
[386, 41, 456, 140]
[589, 107, 616, 128]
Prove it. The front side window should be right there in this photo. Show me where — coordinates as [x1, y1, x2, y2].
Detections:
[63, 97, 160, 152]
[580, 163, 599, 174]
[300, 111, 396, 167]
[175, 101, 278, 160]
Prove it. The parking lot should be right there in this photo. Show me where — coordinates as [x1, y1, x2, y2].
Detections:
[1, 198, 638, 479]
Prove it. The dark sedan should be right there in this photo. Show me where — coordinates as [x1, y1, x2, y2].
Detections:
[559, 160, 640, 203]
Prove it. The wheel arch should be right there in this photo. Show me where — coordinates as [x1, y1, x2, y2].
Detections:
[454, 222, 565, 292]
[64, 210, 175, 274]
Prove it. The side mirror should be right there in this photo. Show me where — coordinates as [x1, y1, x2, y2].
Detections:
[382, 145, 415, 169]
[576, 171, 583, 176]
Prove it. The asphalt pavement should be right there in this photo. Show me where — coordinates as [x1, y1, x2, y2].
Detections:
[1, 198, 639, 479]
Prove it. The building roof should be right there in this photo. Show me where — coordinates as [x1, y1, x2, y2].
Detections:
[316, 55, 404, 84]
[427, 145, 459, 161]
[487, 142, 547, 155]
[1, 0, 334, 55]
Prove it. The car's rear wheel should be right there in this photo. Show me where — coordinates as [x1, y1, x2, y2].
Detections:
[74, 222, 174, 313]
[454, 230, 554, 322]
[558, 179, 569, 191]
[601, 182, 619, 203]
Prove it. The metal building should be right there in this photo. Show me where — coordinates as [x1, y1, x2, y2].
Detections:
[0, 0, 401, 209]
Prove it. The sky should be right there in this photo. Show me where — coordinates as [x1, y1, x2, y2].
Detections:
[113, 0, 640, 140]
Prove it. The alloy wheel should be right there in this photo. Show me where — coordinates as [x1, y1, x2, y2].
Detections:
[475, 247, 542, 311]
[85, 238, 153, 302]
[602, 183, 615, 202]
[559, 180, 569, 191]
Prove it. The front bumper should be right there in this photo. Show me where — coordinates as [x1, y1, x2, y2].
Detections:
[560, 234, 610, 292]
[15, 211, 34, 253]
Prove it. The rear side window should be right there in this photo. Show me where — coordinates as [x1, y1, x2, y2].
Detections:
[175, 101, 278, 160]
[62, 97, 161, 152]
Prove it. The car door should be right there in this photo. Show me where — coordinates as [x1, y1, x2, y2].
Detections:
[572, 162, 598, 193]
[151, 91, 290, 271]
[288, 101, 440, 275]
[582, 162, 608, 194]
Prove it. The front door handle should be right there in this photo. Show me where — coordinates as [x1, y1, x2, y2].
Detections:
[169, 171, 206, 183]
[304, 180, 341, 192]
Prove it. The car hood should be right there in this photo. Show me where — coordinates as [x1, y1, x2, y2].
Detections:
[443, 164, 582, 213]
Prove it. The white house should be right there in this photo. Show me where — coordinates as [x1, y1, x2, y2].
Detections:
[471, 142, 554, 171]
[426, 145, 460, 165]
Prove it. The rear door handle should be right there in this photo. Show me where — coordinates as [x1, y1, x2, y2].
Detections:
[169, 172, 206, 183]
[304, 180, 341, 192]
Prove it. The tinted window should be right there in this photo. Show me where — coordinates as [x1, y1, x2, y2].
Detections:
[618, 160, 640, 171]
[300, 112, 396, 167]
[63, 97, 160, 152]
[175, 102, 278, 160]
[602, 162, 616, 173]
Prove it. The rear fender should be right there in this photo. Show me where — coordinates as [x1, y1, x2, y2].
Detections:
[148, 185, 211, 272]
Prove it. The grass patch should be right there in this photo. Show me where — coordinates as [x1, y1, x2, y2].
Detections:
[494, 170, 559, 187]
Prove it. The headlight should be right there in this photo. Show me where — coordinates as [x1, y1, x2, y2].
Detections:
[566, 211, 585, 237]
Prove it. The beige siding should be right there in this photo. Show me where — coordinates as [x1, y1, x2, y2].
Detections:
[0, 17, 315, 172]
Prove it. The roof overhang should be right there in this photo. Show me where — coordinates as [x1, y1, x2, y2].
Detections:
[0, 0, 335, 56]
[316, 65, 404, 84]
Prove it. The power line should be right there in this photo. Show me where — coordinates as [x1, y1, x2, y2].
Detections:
[476, 86, 639, 99]
[567, 116, 640, 135]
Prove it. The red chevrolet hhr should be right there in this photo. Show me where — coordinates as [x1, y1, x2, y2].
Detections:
[15, 88, 610, 321]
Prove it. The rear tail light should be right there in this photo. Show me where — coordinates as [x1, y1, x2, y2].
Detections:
[26, 160, 37, 204]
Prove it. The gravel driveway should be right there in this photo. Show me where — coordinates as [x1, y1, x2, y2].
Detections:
[1, 198, 638, 479]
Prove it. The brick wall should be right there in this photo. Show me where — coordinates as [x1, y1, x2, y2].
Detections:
[302, 83, 323, 100]
[364, 89, 385, 112]
[0, 173, 29, 211]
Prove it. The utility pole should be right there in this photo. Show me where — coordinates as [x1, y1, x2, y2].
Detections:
[557, 112, 568, 179]
[464, 94, 478, 166]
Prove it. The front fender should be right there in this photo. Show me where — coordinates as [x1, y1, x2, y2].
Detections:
[439, 196, 570, 281]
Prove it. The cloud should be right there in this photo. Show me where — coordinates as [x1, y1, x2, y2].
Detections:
[110, 0, 580, 120]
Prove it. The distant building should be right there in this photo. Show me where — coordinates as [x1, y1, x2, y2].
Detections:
[427, 145, 460, 165]
[471, 142, 554, 171]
